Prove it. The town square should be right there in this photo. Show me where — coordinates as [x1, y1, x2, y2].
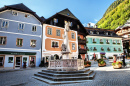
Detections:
[0, 0, 130, 86]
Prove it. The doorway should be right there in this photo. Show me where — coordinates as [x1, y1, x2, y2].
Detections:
[0, 56, 4, 67]
[15, 57, 21, 69]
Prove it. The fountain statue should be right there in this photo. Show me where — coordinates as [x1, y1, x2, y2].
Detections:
[48, 21, 84, 71]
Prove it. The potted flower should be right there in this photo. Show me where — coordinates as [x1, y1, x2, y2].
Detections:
[84, 61, 91, 67]
[112, 61, 122, 69]
[97, 59, 106, 67]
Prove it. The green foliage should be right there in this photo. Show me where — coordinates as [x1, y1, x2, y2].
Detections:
[84, 61, 91, 65]
[97, 0, 130, 30]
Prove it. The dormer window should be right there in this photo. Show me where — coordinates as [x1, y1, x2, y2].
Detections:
[69, 21, 73, 27]
[106, 32, 108, 35]
[12, 11, 18, 16]
[90, 31, 93, 34]
[54, 18, 58, 23]
[97, 31, 99, 34]
[77, 25, 79, 29]
[67, 13, 69, 16]
[25, 14, 30, 18]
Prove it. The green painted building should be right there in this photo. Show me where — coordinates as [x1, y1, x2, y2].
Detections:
[85, 27, 123, 59]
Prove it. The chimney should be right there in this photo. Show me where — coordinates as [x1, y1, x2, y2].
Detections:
[94, 25, 98, 28]
[87, 23, 90, 27]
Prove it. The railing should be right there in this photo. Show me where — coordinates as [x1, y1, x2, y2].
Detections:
[78, 39, 86, 45]
[79, 48, 87, 54]
[48, 59, 84, 71]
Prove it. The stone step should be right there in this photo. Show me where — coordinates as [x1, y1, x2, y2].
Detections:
[32, 76, 93, 85]
[34, 72, 96, 81]
[38, 70, 93, 77]
[42, 68, 90, 74]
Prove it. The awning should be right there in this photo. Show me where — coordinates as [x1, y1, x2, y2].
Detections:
[100, 52, 106, 54]
[0, 51, 36, 55]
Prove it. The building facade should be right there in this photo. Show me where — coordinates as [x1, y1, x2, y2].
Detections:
[42, 9, 88, 63]
[115, 19, 130, 57]
[0, 4, 43, 69]
[85, 27, 123, 59]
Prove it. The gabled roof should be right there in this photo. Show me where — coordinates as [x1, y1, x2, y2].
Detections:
[5, 3, 34, 13]
[57, 8, 78, 20]
[0, 3, 44, 22]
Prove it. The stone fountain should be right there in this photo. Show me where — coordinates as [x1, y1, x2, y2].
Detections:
[48, 22, 84, 71]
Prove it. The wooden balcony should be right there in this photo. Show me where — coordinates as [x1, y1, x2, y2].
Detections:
[79, 48, 87, 54]
[78, 39, 86, 45]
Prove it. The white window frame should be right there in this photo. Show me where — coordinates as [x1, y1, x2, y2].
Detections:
[1, 20, 9, 28]
[51, 41, 59, 48]
[71, 33, 75, 39]
[32, 26, 37, 32]
[117, 40, 120, 43]
[56, 29, 60, 36]
[30, 40, 36, 47]
[106, 39, 109, 43]
[18, 23, 25, 30]
[47, 27, 52, 35]
[12, 11, 18, 16]
[72, 43, 75, 50]
[92, 38, 96, 42]
[100, 39, 103, 42]
[0, 36, 6, 45]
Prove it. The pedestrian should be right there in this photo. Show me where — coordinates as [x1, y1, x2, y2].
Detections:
[121, 53, 126, 67]
[113, 55, 116, 63]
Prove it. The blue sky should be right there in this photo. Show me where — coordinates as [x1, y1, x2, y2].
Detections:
[0, 0, 115, 26]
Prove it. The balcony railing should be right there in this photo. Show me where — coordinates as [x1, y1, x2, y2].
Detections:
[79, 48, 87, 54]
[78, 39, 86, 45]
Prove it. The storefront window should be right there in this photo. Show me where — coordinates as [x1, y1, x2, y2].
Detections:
[30, 56, 35, 67]
[23, 57, 27, 62]
[8, 57, 13, 63]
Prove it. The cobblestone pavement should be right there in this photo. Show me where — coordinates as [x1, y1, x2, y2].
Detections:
[0, 60, 130, 86]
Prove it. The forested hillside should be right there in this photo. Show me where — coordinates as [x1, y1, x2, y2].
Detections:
[96, 0, 130, 30]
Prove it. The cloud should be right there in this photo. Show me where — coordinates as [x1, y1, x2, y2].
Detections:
[94, 19, 98, 22]
[83, 22, 95, 27]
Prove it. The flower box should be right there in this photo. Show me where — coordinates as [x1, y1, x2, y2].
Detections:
[84, 64, 91, 67]
[100, 42, 104, 44]
[112, 61, 122, 69]
[117, 43, 120, 45]
[98, 63, 106, 67]
[93, 41, 96, 43]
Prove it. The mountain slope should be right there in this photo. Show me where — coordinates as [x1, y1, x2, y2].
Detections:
[97, 0, 130, 30]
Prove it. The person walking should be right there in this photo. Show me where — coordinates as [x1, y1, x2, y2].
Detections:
[121, 53, 126, 67]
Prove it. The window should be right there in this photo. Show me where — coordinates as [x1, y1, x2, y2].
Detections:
[30, 56, 35, 66]
[25, 14, 30, 18]
[30, 40, 36, 47]
[69, 21, 73, 27]
[77, 25, 79, 29]
[54, 18, 58, 23]
[18, 23, 24, 30]
[16, 38, 23, 46]
[52, 41, 58, 47]
[47, 27, 52, 35]
[0, 37, 6, 45]
[8, 57, 13, 63]
[107, 47, 110, 51]
[106, 32, 108, 35]
[72, 43, 75, 50]
[113, 40, 116, 44]
[92, 38, 96, 43]
[12, 11, 18, 16]
[23, 57, 27, 62]
[101, 47, 104, 51]
[56, 29, 60, 36]
[114, 48, 117, 51]
[1, 20, 9, 28]
[118, 48, 121, 51]
[106, 39, 109, 44]
[93, 47, 97, 51]
[32, 26, 37, 32]
[71, 33, 75, 39]
[117, 40, 120, 43]
[100, 39, 103, 42]
[97, 32, 99, 34]
[90, 31, 93, 34]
